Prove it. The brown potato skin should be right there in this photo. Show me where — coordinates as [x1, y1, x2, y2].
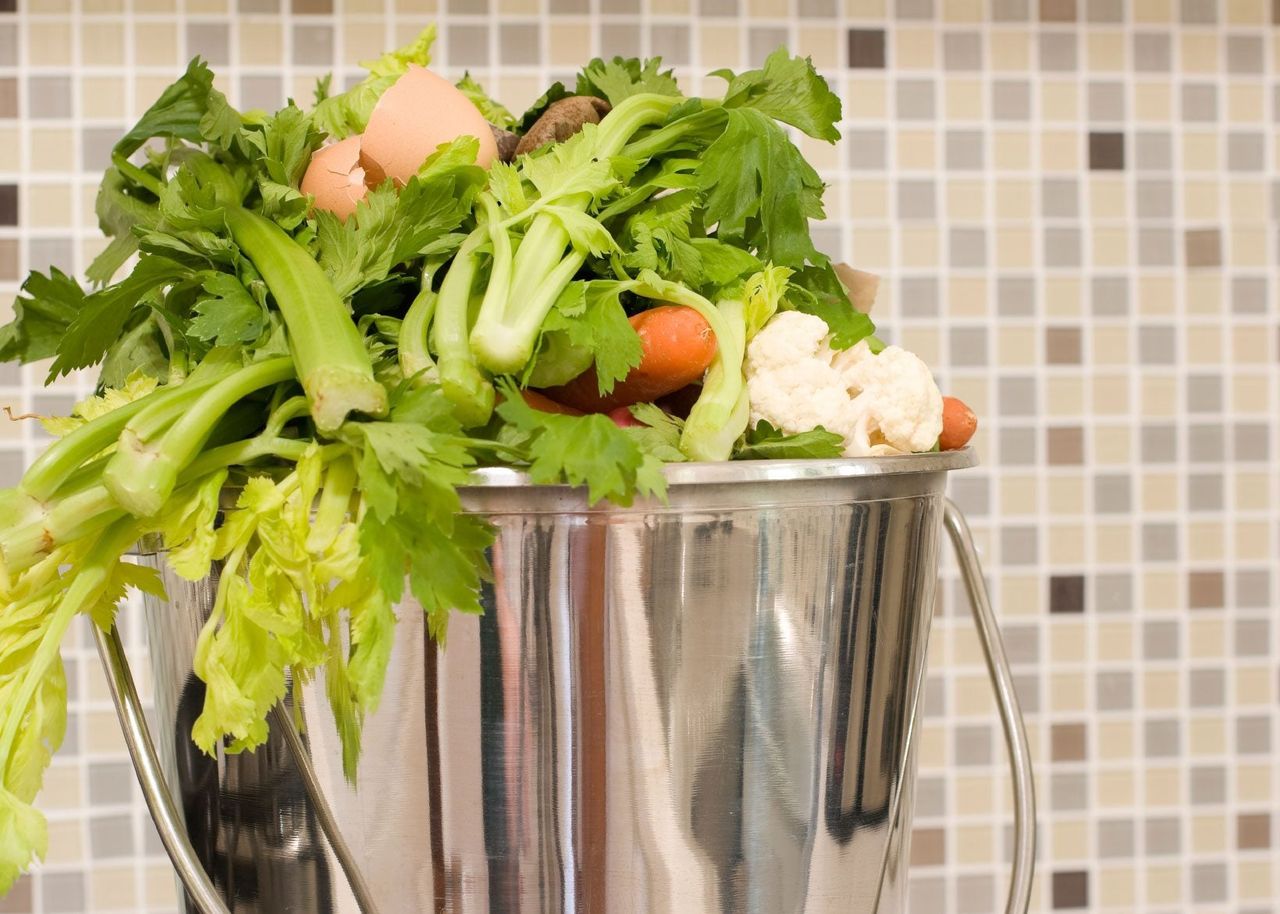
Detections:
[939, 396, 978, 451]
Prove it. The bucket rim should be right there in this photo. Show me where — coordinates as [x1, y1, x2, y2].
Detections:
[465, 447, 978, 489]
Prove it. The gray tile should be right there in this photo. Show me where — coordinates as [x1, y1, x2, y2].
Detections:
[809, 225, 844, 259]
[1095, 573, 1132, 612]
[943, 32, 982, 70]
[1041, 178, 1079, 218]
[992, 80, 1031, 120]
[896, 79, 935, 120]
[0, 451, 28, 488]
[957, 875, 993, 914]
[1181, 83, 1217, 122]
[1188, 473, 1223, 511]
[1180, 0, 1217, 21]
[992, 0, 1029, 18]
[0, 25, 13, 68]
[553, 0, 589, 12]
[239, 0, 279, 10]
[1135, 179, 1173, 219]
[1192, 862, 1227, 903]
[1012, 673, 1039, 713]
[451, 24, 497, 63]
[747, 26, 787, 66]
[43, 873, 85, 914]
[1039, 31, 1077, 71]
[498, 24, 542, 67]
[1236, 570, 1271, 608]
[1187, 375, 1222, 412]
[1087, 81, 1125, 122]
[0, 876, 32, 914]
[599, 23, 640, 58]
[82, 126, 124, 172]
[1231, 276, 1267, 314]
[0, 361, 19, 385]
[955, 725, 992, 765]
[1145, 816, 1182, 855]
[1135, 131, 1172, 170]
[1141, 425, 1177, 464]
[998, 377, 1037, 416]
[28, 237, 74, 275]
[950, 475, 989, 516]
[1191, 766, 1226, 804]
[846, 129, 886, 169]
[1096, 671, 1132, 711]
[1138, 326, 1176, 364]
[923, 676, 946, 717]
[915, 776, 945, 817]
[1144, 620, 1180, 659]
[945, 130, 984, 169]
[89, 762, 136, 804]
[1002, 624, 1040, 664]
[1188, 423, 1224, 463]
[1094, 474, 1131, 514]
[909, 877, 946, 913]
[1228, 132, 1265, 172]
[655, 24, 696, 67]
[1226, 36, 1263, 74]
[949, 326, 988, 365]
[1145, 719, 1181, 757]
[1051, 772, 1087, 811]
[1235, 423, 1270, 461]
[1190, 669, 1225, 707]
[27, 76, 72, 120]
[240, 75, 283, 113]
[1091, 276, 1128, 316]
[188, 23, 231, 67]
[1237, 715, 1270, 754]
[895, 0, 935, 16]
[1098, 819, 1134, 858]
[1138, 228, 1175, 266]
[1044, 227, 1082, 268]
[998, 276, 1035, 316]
[900, 276, 939, 316]
[90, 814, 135, 859]
[1001, 525, 1038, 565]
[1235, 619, 1269, 657]
[56, 711, 77, 757]
[698, 0, 737, 13]
[949, 228, 986, 268]
[1000, 427, 1037, 464]
[1133, 33, 1171, 72]
[1085, 0, 1121, 19]
[798, 0, 837, 15]
[292, 24, 333, 66]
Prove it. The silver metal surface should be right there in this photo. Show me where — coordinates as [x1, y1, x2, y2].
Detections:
[944, 502, 1036, 914]
[112, 450, 1033, 914]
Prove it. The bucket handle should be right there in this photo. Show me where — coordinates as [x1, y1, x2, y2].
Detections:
[943, 499, 1037, 914]
[95, 623, 380, 914]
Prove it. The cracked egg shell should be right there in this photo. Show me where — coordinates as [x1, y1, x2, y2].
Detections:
[359, 65, 498, 186]
[300, 135, 368, 222]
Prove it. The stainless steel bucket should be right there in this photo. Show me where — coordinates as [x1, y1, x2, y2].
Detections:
[99, 452, 1034, 914]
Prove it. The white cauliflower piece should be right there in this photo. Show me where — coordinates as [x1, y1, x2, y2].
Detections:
[745, 311, 943, 457]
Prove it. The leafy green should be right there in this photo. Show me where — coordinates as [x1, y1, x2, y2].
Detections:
[576, 57, 682, 107]
[312, 26, 437, 138]
[112, 57, 231, 159]
[789, 264, 877, 350]
[188, 274, 268, 346]
[542, 281, 643, 394]
[516, 81, 574, 133]
[0, 269, 84, 364]
[457, 72, 517, 129]
[715, 48, 843, 142]
[734, 420, 844, 460]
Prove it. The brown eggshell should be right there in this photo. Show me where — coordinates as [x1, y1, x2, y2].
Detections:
[834, 262, 880, 314]
[359, 66, 499, 186]
[300, 136, 368, 222]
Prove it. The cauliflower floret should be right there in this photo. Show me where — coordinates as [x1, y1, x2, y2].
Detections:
[745, 311, 943, 458]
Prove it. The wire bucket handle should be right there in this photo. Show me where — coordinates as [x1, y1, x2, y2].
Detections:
[97, 498, 1035, 914]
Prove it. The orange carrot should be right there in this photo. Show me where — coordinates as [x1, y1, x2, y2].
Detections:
[544, 305, 717, 413]
[519, 389, 583, 416]
[939, 396, 978, 451]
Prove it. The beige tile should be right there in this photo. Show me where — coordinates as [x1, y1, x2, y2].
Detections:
[1133, 0, 1173, 18]
[342, 23, 388, 63]
[187, 0, 229, 11]
[1138, 275, 1176, 316]
[1236, 666, 1273, 704]
[239, 22, 284, 65]
[1146, 865, 1183, 905]
[1048, 376, 1085, 414]
[897, 227, 938, 268]
[1051, 671, 1087, 712]
[1233, 325, 1271, 363]
[30, 129, 75, 172]
[994, 227, 1033, 269]
[1142, 376, 1178, 417]
[80, 23, 126, 65]
[1053, 820, 1088, 859]
[1182, 133, 1219, 172]
[943, 0, 983, 19]
[1133, 82, 1172, 121]
[1090, 227, 1129, 268]
[1097, 720, 1134, 760]
[1146, 766, 1181, 806]
[1233, 374, 1272, 412]
[845, 74, 887, 119]
[845, 0, 887, 16]
[948, 277, 988, 318]
[146, 864, 180, 906]
[1181, 32, 1219, 72]
[1096, 523, 1131, 560]
[989, 30, 1031, 70]
[796, 28, 840, 70]
[954, 674, 993, 715]
[1188, 522, 1226, 562]
[395, 0, 438, 10]
[1043, 277, 1081, 317]
[1086, 31, 1125, 70]
[1144, 670, 1179, 710]
[748, 0, 788, 14]
[550, 23, 593, 66]
[954, 777, 995, 817]
[91, 866, 138, 910]
[997, 326, 1037, 367]
[1092, 376, 1129, 415]
[1187, 325, 1223, 365]
[44, 820, 83, 865]
[26, 184, 74, 228]
[1049, 620, 1086, 662]
[848, 180, 888, 220]
[134, 23, 180, 66]
[1089, 326, 1128, 366]
[1001, 573, 1041, 615]
[1239, 764, 1272, 802]
[1182, 180, 1220, 221]
[0, 126, 19, 172]
[1226, 0, 1267, 21]
[945, 78, 984, 119]
[895, 130, 936, 170]
[1192, 814, 1228, 854]
[1238, 861, 1274, 901]
[1040, 81, 1079, 123]
[1188, 618, 1226, 659]
[1230, 228, 1268, 268]
[38, 764, 83, 809]
[1099, 867, 1136, 908]
[852, 227, 893, 271]
[1041, 130, 1080, 171]
[1230, 180, 1269, 220]
[1237, 479, 1270, 514]
[993, 134, 1031, 173]
[1141, 473, 1178, 512]
[1096, 769, 1135, 807]
[83, 0, 125, 9]
[1184, 273, 1223, 316]
[1190, 717, 1227, 755]
[894, 29, 936, 69]
[1048, 476, 1086, 515]
[1144, 569, 1180, 609]
[1227, 84, 1266, 123]
[920, 728, 946, 767]
[954, 825, 994, 864]
[28, 22, 74, 66]
[1089, 176, 1127, 219]
[82, 76, 128, 118]
[946, 180, 986, 221]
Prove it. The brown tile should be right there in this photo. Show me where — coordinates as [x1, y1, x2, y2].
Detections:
[293, 0, 333, 10]
[1051, 722, 1087, 761]
[848, 29, 886, 68]
[1047, 427, 1084, 465]
[0, 77, 15, 118]
[1188, 571, 1224, 609]
[1046, 326, 1082, 364]
[1274, 0, 1280, 23]
[910, 827, 945, 865]
[0, 875, 31, 912]
[1052, 870, 1088, 908]
[1185, 228, 1221, 267]
[1088, 131, 1125, 170]
[1238, 813, 1270, 849]
[0, 237, 16, 279]
[1039, 0, 1076, 19]
[0, 185, 15, 226]
[1050, 575, 1085, 613]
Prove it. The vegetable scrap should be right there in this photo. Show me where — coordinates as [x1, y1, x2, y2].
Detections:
[0, 27, 978, 894]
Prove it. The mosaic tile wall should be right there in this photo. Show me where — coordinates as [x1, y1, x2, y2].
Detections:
[1, 0, 1278, 911]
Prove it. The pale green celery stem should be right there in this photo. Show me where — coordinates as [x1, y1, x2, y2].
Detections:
[397, 286, 438, 385]
[306, 455, 356, 554]
[104, 357, 295, 518]
[262, 396, 310, 438]
[222, 207, 387, 434]
[678, 298, 749, 462]
[473, 195, 513, 345]
[433, 229, 494, 426]
[0, 517, 140, 770]
[112, 152, 164, 197]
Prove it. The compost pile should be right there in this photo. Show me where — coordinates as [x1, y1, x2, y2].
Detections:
[0, 28, 976, 891]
